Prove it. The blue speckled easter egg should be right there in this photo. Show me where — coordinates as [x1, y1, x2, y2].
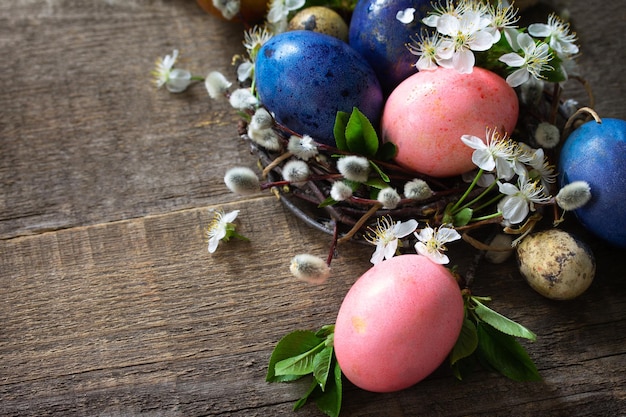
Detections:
[559, 118, 626, 248]
[349, 0, 431, 95]
[255, 30, 383, 146]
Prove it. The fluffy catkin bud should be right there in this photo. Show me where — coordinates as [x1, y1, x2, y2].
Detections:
[250, 107, 274, 130]
[336, 155, 370, 183]
[282, 160, 310, 186]
[330, 181, 353, 201]
[287, 135, 318, 161]
[534, 122, 560, 149]
[377, 187, 401, 209]
[204, 71, 232, 99]
[404, 178, 433, 200]
[229, 88, 257, 110]
[556, 181, 592, 211]
[290, 254, 331, 284]
[224, 167, 260, 195]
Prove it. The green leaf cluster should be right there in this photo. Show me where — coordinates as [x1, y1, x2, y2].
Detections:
[267, 325, 342, 417]
[450, 294, 541, 382]
[334, 107, 396, 162]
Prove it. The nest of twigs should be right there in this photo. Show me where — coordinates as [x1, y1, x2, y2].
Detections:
[239, 76, 594, 252]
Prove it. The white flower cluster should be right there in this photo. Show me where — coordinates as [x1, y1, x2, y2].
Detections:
[406, 0, 579, 86]
[366, 216, 461, 265]
[461, 129, 555, 225]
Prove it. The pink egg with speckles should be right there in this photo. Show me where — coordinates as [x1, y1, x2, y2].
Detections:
[381, 67, 519, 177]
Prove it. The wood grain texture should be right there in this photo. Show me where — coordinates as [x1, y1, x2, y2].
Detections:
[1, 0, 626, 416]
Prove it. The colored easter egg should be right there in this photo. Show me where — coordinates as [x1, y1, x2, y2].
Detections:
[559, 117, 626, 248]
[381, 67, 519, 178]
[288, 6, 349, 42]
[349, 0, 432, 95]
[334, 255, 464, 393]
[255, 30, 383, 146]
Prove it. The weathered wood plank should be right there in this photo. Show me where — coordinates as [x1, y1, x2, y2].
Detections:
[0, 0, 253, 239]
[1, 198, 625, 416]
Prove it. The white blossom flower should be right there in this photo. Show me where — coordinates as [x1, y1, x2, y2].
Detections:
[330, 181, 353, 201]
[212, 0, 240, 20]
[224, 167, 260, 195]
[237, 60, 254, 82]
[484, 1, 519, 45]
[461, 129, 517, 180]
[396, 8, 415, 24]
[377, 187, 401, 209]
[337, 155, 370, 183]
[267, 0, 305, 32]
[523, 146, 557, 192]
[499, 33, 553, 87]
[287, 135, 318, 161]
[556, 181, 591, 211]
[366, 217, 418, 265]
[497, 177, 551, 224]
[290, 253, 331, 284]
[434, 10, 495, 73]
[528, 13, 579, 58]
[205, 71, 232, 99]
[407, 31, 442, 71]
[151, 50, 192, 93]
[422, 0, 464, 28]
[243, 25, 273, 59]
[207, 209, 240, 253]
[414, 224, 461, 264]
[229, 88, 258, 110]
[282, 160, 310, 186]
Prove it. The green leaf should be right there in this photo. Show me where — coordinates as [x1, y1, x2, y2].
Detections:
[313, 345, 334, 391]
[293, 378, 319, 411]
[315, 360, 342, 417]
[476, 322, 541, 382]
[364, 177, 388, 190]
[333, 111, 349, 151]
[274, 340, 325, 376]
[472, 298, 537, 341]
[266, 330, 323, 382]
[318, 196, 337, 208]
[450, 318, 478, 365]
[369, 160, 390, 182]
[345, 107, 379, 156]
[453, 207, 473, 227]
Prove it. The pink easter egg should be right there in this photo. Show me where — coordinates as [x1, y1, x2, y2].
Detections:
[381, 67, 519, 177]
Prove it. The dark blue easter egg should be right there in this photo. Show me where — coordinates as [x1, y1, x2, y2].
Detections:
[349, 0, 431, 95]
[255, 30, 383, 146]
[559, 118, 626, 248]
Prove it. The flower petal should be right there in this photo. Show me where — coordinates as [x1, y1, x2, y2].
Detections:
[394, 219, 419, 238]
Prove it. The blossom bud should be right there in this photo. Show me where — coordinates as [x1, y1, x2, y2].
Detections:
[289, 254, 331, 284]
[556, 181, 592, 211]
[224, 167, 260, 195]
[229, 88, 257, 110]
[250, 107, 274, 130]
[330, 181, 353, 201]
[205, 71, 232, 99]
[336, 155, 370, 183]
[377, 187, 401, 209]
[287, 135, 319, 161]
[534, 122, 560, 149]
[404, 178, 433, 200]
[282, 160, 310, 186]
[247, 126, 282, 151]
